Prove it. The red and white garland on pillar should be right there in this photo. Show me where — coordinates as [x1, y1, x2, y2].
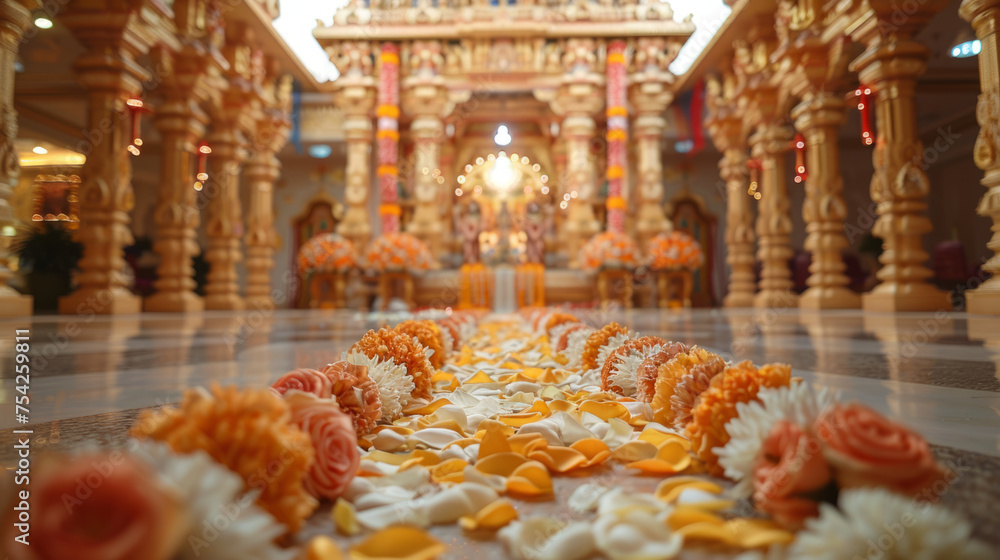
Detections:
[793, 133, 807, 184]
[605, 40, 628, 234]
[854, 85, 873, 146]
[126, 98, 150, 156]
[377, 43, 401, 234]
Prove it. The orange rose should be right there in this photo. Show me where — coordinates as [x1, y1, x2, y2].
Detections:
[4, 453, 184, 560]
[816, 403, 944, 497]
[285, 391, 360, 501]
[271, 368, 333, 399]
[753, 421, 832, 529]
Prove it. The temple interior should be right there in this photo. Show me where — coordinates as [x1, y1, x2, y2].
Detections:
[1, 0, 1000, 558]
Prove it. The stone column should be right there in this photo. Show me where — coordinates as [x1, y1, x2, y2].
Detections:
[962, 0, 1000, 314]
[331, 42, 376, 251]
[244, 148, 280, 309]
[793, 93, 860, 309]
[0, 0, 33, 316]
[629, 37, 679, 251]
[751, 123, 798, 308]
[402, 42, 448, 258]
[145, 94, 208, 313]
[59, 6, 165, 315]
[203, 119, 247, 311]
[850, 1, 950, 312]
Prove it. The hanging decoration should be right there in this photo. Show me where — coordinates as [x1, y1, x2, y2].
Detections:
[377, 42, 401, 234]
[125, 98, 149, 156]
[854, 85, 873, 146]
[793, 133, 807, 184]
[195, 142, 211, 191]
[746, 159, 762, 200]
[605, 40, 628, 234]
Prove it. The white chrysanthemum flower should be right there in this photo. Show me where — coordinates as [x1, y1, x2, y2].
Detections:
[346, 351, 414, 422]
[564, 327, 595, 366]
[549, 322, 579, 347]
[596, 332, 630, 373]
[534, 312, 554, 336]
[609, 344, 662, 397]
[132, 440, 293, 560]
[457, 318, 477, 346]
[791, 488, 992, 560]
[715, 382, 838, 497]
[439, 326, 455, 355]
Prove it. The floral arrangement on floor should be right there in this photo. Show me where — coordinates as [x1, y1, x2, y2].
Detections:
[580, 231, 640, 271]
[297, 232, 356, 274]
[3, 308, 991, 560]
[648, 230, 703, 271]
[363, 231, 435, 273]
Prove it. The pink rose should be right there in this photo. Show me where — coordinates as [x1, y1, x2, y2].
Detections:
[4, 453, 184, 560]
[753, 421, 832, 530]
[285, 391, 360, 500]
[816, 403, 945, 497]
[271, 368, 333, 399]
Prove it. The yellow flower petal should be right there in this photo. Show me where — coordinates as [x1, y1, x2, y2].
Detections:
[498, 412, 545, 428]
[524, 399, 552, 416]
[667, 506, 725, 530]
[475, 452, 531, 477]
[506, 433, 547, 456]
[547, 400, 577, 413]
[332, 499, 360, 536]
[732, 519, 796, 548]
[465, 371, 495, 384]
[479, 426, 513, 458]
[302, 535, 344, 560]
[506, 461, 554, 496]
[430, 458, 469, 483]
[654, 477, 723, 504]
[458, 498, 519, 531]
[579, 400, 630, 421]
[626, 441, 692, 475]
[610, 440, 658, 462]
[349, 526, 446, 560]
[405, 399, 452, 416]
[569, 438, 611, 467]
[675, 522, 738, 546]
[638, 429, 692, 451]
[527, 446, 588, 473]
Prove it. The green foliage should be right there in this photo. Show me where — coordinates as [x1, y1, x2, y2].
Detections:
[12, 224, 83, 276]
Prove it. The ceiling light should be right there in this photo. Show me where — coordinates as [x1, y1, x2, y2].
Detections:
[308, 144, 332, 158]
[34, 17, 52, 29]
[951, 40, 981, 58]
[32, 146, 47, 155]
[494, 125, 512, 146]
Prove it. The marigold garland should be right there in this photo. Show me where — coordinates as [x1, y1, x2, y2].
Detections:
[650, 347, 723, 426]
[543, 312, 579, 337]
[634, 341, 691, 403]
[395, 320, 447, 369]
[350, 327, 433, 399]
[686, 361, 792, 476]
[131, 384, 317, 534]
[581, 322, 628, 370]
[600, 336, 666, 395]
[321, 361, 383, 436]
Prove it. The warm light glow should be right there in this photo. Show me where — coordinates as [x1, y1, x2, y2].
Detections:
[563, 193, 571, 201]
[532, 164, 541, 172]
[570, 191, 578, 199]
[559, 200, 568, 209]
[436, 176, 445, 184]
[199, 145, 212, 154]
[488, 154, 517, 192]
[126, 98, 144, 108]
[455, 188, 463, 196]
[465, 164, 473, 172]
[32, 146, 47, 155]
[457, 175, 466, 184]
[494, 124, 512, 146]
[34, 17, 52, 29]
[541, 186, 549, 195]
[127, 145, 140, 156]
[194, 181, 204, 191]
[197, 172, 208, 181]
[476, 157, 484, 165]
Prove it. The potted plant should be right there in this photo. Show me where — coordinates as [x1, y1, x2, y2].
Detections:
[12, 224, 83, 312]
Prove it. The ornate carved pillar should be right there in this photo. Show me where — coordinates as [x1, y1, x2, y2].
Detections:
[793, 93, 860, 309]
[550, 38, 604, 267]
[751, 121, 798, 308]
[962, 0, 1000, 314]
[145, 6, 228, 313]
[629, 37, 680, 251]
[331, 41, 377, 251]
[849, 1, 950, 312]
[707, 77, 756, 307]
[402, 40, 448, 258]
[59, 2, 175, 315]
[0, 0, 33, 316]
[244, 71, 291, 310]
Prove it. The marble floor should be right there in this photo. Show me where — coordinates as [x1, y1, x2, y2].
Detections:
[2, 307, 1000, 549]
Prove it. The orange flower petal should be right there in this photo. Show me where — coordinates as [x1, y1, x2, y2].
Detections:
[458, 499, 519, 531]
[675, 522, 738, 546]
[406, 399, 452, 416]
[611, 440, 658, 462]
[654, 477, 723, 503]
[349, 526, 446, 560]
[579, 401, 630, 421]
[475, 452, 531, 477]
[523, 399, 552, 416]
[465, 371, 495, 384]
[638, 429, 692, 451]
[498, 412, 545, 428]
[507, 433, 548, 455]
[667, 506, 724, 530]
[569, 438, 611, 467]
[479, 427, 513, 459]
[303, 535, 344, 560]
[547, 400, 577, 413]
[430, 458, 469, 483]
[506, 461, 554, 496]
[732, 519, 796, 548]
[332, 498, 360, 536]
[527, 446, 588, 473]
[626, 441, 692, 475]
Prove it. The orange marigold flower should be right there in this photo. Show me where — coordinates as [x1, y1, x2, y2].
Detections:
[635, 342, 690, 403]
[555, 323, 589, 353]
[544, 313, 579, 336]
[395, 320, 446, 369]
[651, 347, 724, 426]
[581, 322, 628, 370]
[669, 357, 727, 430]
[686, 361, 792, 476]
[321, 361, 383, 436]
[600, 336, 665, 394]
[351, 327, 433, 399]
[131, 384, 317, 534]
[436, 318, 463, 349]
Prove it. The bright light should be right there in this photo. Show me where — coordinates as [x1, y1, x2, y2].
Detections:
[494, 125, 512, 146]
[559, 201, 568, 209]
[488, 154, 517, 192]
[273, 1, 344, 82]
[32, 146, 48, 155]
[309, 144, 332, 158]
[952, 40, 981, 58]
[541, 186, 549, 195]
[34, 17, 52, 29]
[670, 1, 732, 76]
